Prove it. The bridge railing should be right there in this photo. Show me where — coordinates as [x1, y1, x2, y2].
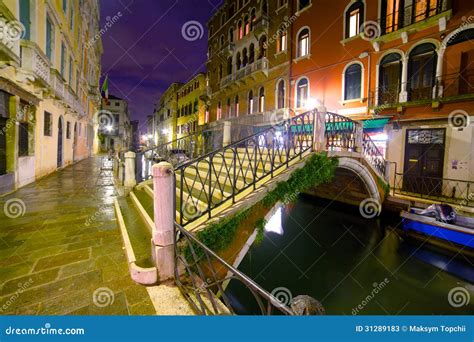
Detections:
[325, 112, 358, 151]
[176, 110, 315, 227]
[174, 222, 294, 315]
[362, 133, 386, 178]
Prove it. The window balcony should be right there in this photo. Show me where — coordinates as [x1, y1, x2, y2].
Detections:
[20, 40, 50, 86]
[219, 42, 235, 57]
[0, 16, 21, 66]
[220, 57, 269, 88]
[50, 69, 65, 99]
[377, 0, 451, 37]
[253, 15, 269, 35]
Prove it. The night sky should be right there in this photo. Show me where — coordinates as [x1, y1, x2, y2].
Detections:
[99, 0, 222, 129]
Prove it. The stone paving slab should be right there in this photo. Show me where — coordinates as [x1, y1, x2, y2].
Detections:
[0, 157, 155, 315]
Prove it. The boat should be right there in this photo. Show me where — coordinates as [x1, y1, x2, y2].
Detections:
[400, 207, 474, 255]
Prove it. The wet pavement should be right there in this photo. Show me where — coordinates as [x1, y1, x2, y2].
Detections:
[0, 157, 155, 315]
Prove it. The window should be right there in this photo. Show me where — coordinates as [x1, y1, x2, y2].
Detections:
[18, 123, 29, 157]
[277, 80, 286, 109]
[248, 90, 254, 114]
[220, 35, 225, 47]
[60, 43, 66, 77]
[249, 44, 255, 64]
[234, 95, 239, 117]
[296, 78, 309, 108]
[236, 52, 242, 70]
[408, 43, 437, 101]
[344, 63, 362, 100]
[258, 87, 265, 112]
[219, 64, 223, 80]
[194, 100, 198, 113]
[227, 57, 233, 75]
[69, 3, 74, 30]
[258, 36, 267, 59]
[242, 48, 248, 66]
[250, 9, 256, 31]
[221, 14, 226, 25]
[228, 4, 235, 18]
[46, 16, 54, 61]
[298, 0, 310, 11]
[345, 1, 364, 39]
[20, 0, 30, 40]
[69, 56, 73, 85]
[67, 121, 71, 139]
[277, 31, 287, 52]
[244, 16, 250, 36]
[217, 101, 222, 120]
[44, 111, 52, 136]
[227, 98, 231, 117]
[62, 0, 67, 12]
[228, 27, 234, 43]
[297, 28, 310, 58]
[238, 21, 243, 39]
[378, 53, 402, 104]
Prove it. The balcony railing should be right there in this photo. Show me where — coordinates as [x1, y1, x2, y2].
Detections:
[379, 0, 451, 36]
[437, 71, 474, 99]
[220, 57, 269, 87]
[20, 40, 50, 85]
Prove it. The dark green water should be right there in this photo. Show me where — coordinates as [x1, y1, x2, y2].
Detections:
[226, 195, 474, 315]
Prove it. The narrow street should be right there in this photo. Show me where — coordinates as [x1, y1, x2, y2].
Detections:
[0, 157, 154, 315]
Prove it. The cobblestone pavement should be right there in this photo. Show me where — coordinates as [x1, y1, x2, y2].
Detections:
[0, 157, 155, 315]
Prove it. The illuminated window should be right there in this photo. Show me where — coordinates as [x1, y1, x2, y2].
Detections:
[276, 80, 285, 109]
[345, 1, 364, 39]
[248, 90, 254, 114]
[258, 87, 265, 112]
[296, 78, 309, 108]
[297, 28, 309, 58]
[278, 31, 287, 52]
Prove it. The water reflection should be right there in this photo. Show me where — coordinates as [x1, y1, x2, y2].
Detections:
[225, 195, 474, 315]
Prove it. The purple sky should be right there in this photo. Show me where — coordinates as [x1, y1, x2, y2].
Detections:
[99, 0, 222, 129]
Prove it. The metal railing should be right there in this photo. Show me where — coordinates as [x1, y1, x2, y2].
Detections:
[393, 173, 474, 208]
[136, 131, 206, 182]
[325, 112, 358, 151]
[176, 110, 315, 226]
[379, 0, 451, 35]
[363, 133, 386, 178]
[174, 223, 294, 315]
[437, 71, 474, 99]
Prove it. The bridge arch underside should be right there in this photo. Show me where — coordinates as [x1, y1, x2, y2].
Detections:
[305, 158, 381, 206]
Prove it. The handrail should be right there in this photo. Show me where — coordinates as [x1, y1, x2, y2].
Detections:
[175, 110, 315, 226]
[363, 133, 386, 178]
[174, 222, 294, 315]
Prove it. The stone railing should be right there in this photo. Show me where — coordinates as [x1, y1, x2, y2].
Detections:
[220, 57, 269, 87]
[20, 40, 51, 85]
[0, 15, 21, 63]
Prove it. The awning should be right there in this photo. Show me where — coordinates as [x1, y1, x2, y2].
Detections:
[363, 118, 389, 132]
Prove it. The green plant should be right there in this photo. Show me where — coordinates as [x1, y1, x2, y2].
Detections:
[377, 176, 390, 198]
[254, 218, 267, 244]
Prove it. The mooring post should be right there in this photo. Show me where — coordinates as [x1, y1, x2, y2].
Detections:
[124, 151, 137, 188]
[152, 162, 175, 281]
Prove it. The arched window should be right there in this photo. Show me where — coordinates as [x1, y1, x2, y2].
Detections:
[345, 1, 364, 39]
[250, 9, 256, 31]
[379, 53, 402, 104]
[242, 48, 248, 66]
[236, 52, 242, 70]
[408, 43, 437, 101]
[221, 14, 226, 26]
[276, 80, 286, 109]
[217, 101, 222, 120]
[218, 64, 223, 80]
[227, 98, 231, 117]
[228, 4, 235, 18]
[344, 63, 362, 100]
[228, 27, 234, 43]
[258, 87, 265, 112]
[277, 30, 287, 53]
[220, 35, 225, 47]
[248, 90, 254, 114]
[238, 20, 243, 39]
[249, 43, 255, 64]
[234, 95, 239, 117]
[227, 57, 233, 75]
[262, 0, 268, 15]
[297, 28, 310, 58]
[259, 36, 267, 59]
[244, 15, 250, 36]
[296, 78, 309, 108]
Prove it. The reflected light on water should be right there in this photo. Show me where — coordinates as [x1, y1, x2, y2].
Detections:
[265, 206, 284, 235]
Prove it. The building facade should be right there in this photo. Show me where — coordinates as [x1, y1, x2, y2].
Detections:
[290, 0, 474, 198]
[176, 73, 207, 139]
[98, 95, 131, 153]
[155, 82, 181, 144]
[206, 0, 294, 135]
[0, 0, 102, 195]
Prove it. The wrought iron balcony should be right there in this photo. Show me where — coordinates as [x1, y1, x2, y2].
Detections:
[437, 71, 474, 100]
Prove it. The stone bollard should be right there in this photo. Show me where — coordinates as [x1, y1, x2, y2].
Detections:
[152, 162, 175, 281]
[124, 151, 137, 188]
[223, 121, 232, 146]
[118, 160, 125, 184]
[355, 124, 364, 153]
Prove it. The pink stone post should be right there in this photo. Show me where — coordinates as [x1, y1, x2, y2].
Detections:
[313, 110, 326, 152]
[152, 162, 175, 281]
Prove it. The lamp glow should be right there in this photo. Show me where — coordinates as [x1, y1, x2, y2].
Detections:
[304, 98, 318, 110]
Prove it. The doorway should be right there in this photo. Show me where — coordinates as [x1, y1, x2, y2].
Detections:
[403, 129, 445, 196]
[57, 116, 63, 168]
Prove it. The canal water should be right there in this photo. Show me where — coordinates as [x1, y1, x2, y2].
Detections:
[225, 195, 474, 315]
